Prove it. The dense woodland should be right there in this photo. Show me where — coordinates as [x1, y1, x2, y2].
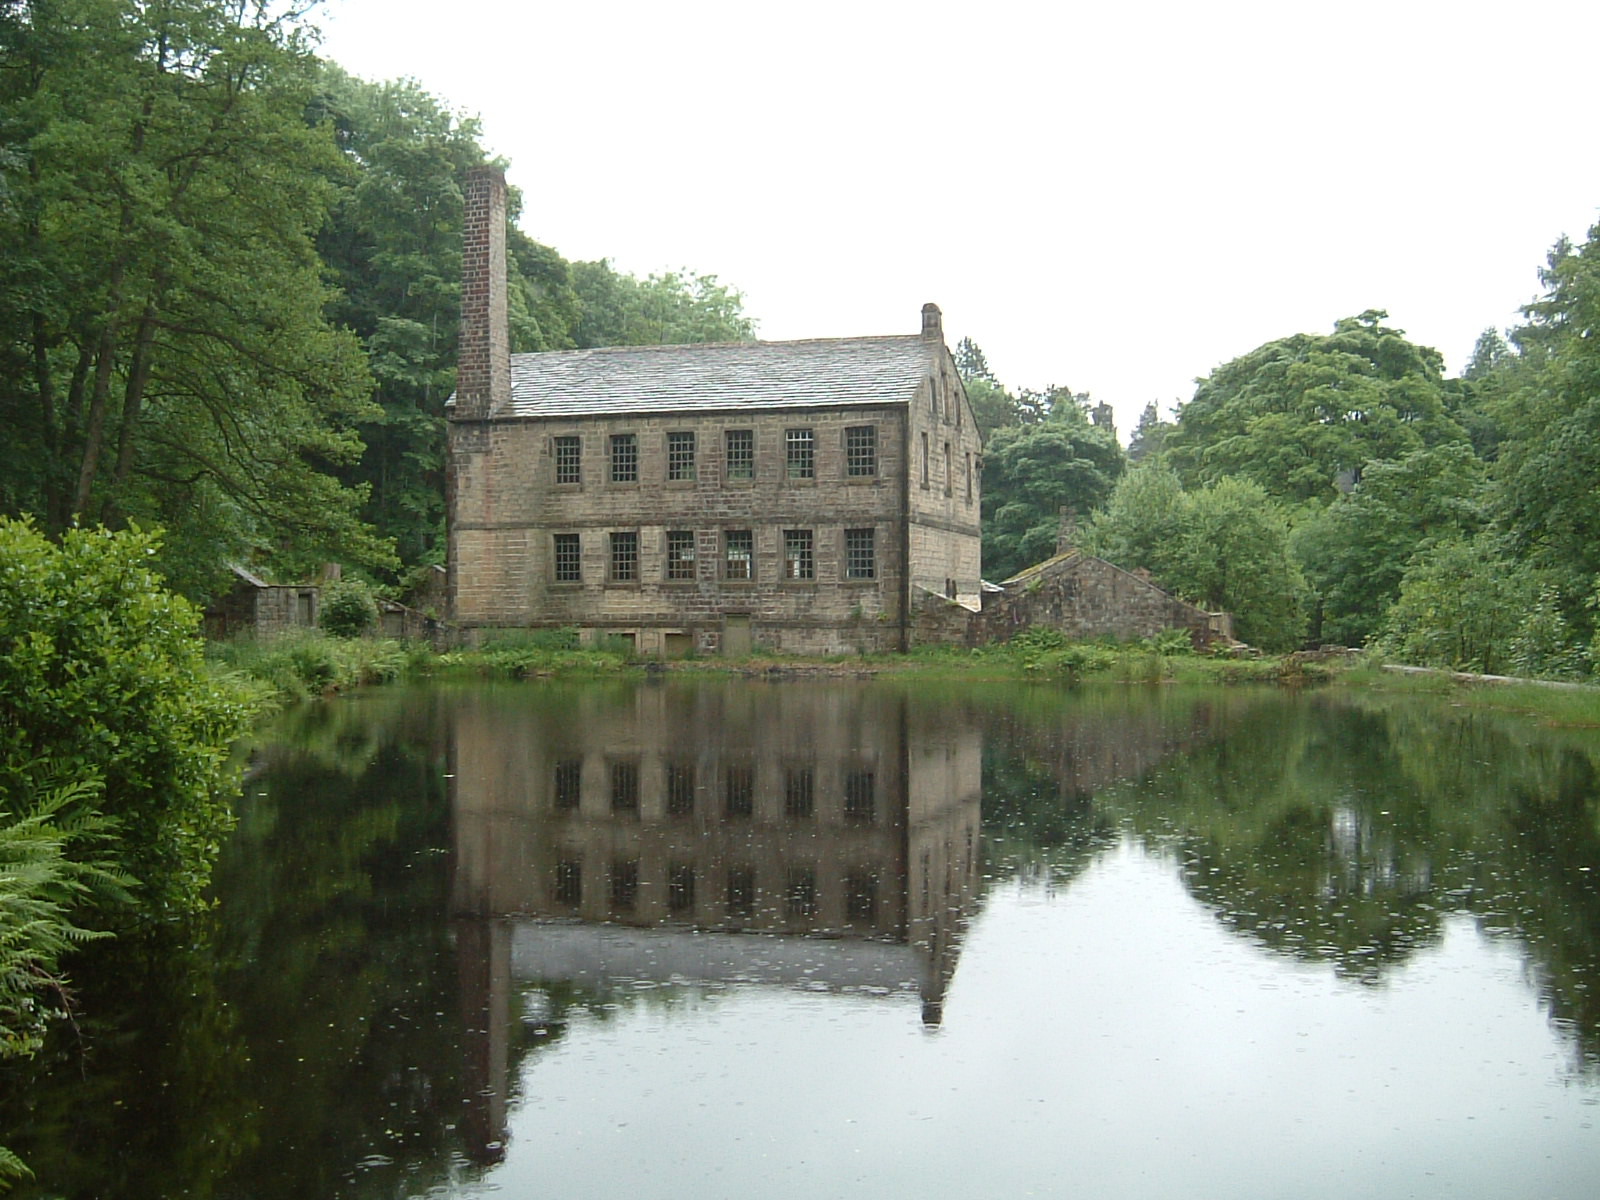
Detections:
[6, 1, 1600, 672]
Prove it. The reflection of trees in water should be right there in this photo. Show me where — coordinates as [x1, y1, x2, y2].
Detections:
[983, 688, 1600, 1071]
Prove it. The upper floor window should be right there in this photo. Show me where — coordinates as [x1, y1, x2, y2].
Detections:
[667, 431, 696, 481]
[554, 435, 581, 484]
[666, 530, 696, 580]
[725, 429, 754, 480]
[845, 527, 876, 580]
[553, 532, 581, 582]
[724, 529, 753, 581]
[845, 425, 877, 477]
[920, 432, 930, 489]
[944, 442, 952, 497]
[609, 433, 638, 483]
[609, 531, 638, 581]
[785, 428, 815, 479]
[783, 529, 814, 579]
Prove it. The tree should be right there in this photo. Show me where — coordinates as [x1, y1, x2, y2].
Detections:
[1084, 467, 1306, 650]
[0, 1, 392, 599]
[0, 519, 254, 915]
[1292, 443, 1487, 646]
[1167, 312, 1468, 505]
[981, 396, 1125, 581]
[1126, 401, 1174, 464]
[568, 261, 755, 348]
[1484, 224, 1600, 636]
[1373, 534, 1535, 674]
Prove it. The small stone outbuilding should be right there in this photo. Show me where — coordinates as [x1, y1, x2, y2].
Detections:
[202, 566, 319, 639]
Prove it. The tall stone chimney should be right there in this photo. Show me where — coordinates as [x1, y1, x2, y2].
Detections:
[456, 166, 510, 422]
[921, 302, 942, 340]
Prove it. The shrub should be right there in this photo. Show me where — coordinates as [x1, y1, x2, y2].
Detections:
[0, 519, 256, 916]
[318, 578, 379, 638]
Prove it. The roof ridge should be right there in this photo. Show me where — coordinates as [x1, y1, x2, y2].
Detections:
[509, 333, 924, 360]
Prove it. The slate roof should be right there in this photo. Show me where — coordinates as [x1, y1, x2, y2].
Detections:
[473, 334, 935, 419]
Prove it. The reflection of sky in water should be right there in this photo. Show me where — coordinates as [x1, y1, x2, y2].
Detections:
[471, 841, 1599, 1200]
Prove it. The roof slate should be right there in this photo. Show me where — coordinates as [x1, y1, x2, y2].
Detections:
[474, 335, 935, 419]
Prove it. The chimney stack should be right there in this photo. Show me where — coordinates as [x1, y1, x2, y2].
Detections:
[921, 302, 942, 340]
[456, 166, 510, 422]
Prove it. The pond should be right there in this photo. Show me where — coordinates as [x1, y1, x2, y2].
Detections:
[4, 678, 1600, 1198]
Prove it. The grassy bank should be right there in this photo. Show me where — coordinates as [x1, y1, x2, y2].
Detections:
[209, 626, 1356, 710]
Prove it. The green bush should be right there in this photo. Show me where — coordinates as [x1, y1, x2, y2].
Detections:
[318, 578, 379, 638]
[0, 519, 256, 916]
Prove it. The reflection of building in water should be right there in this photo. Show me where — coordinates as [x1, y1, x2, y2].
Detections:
[448, 682, 980, 1160]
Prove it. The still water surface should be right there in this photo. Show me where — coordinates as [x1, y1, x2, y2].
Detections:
[4, 679, 1600, 1198]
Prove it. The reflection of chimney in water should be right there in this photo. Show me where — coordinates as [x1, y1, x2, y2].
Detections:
[454, 916, 511, 1165]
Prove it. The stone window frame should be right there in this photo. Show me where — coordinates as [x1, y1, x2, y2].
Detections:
[608, 530, 639, 583]
[609, 432, 639, 484]
[723, 529, 754, 582]
[920, 432, 930, 489]
[965, 451, 974, 504]
[724, 428, 755, 482]
[666, 430, 697, 482]
[844, 527, 876, 581]
[552, 532, 582, 583]
[943, 441, 953, 497]
[664, 529, 697, 582]
[844, 424, 877, 478]
[782, 528, 815, 581]
[785, 427, 815, 480]
[553, 434, 582, 485]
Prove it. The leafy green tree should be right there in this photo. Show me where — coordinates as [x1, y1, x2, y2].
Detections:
[1167, 311, 1468, 504]
[0, 0, 390, 598]
[0, 519, 255, 915]
[1126, 401, 1174, 464]
[981, 396, 1125, 581]
[1084, 468, 1305, 650]
[1485, 225, 1600, 634]
[568, 261, 755, 348]
[1291, 443, 1487, 646]
[319, 577, 379, 638]
[1373, 533, 1533, 673]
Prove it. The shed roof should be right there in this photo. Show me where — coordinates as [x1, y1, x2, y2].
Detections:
[466, 334, 936, 419]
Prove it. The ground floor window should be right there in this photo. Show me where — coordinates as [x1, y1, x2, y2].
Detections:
[666, 530, 696, 580]
[553, 533, 581, 582]
[784, 529, 814, 579]
[609, 531, 638, 581]
[845, 527, 876, 579]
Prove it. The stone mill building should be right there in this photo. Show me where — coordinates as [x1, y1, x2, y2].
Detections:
[446, 167, 984, 656]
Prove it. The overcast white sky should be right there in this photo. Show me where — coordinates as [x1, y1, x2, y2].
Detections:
[315, 0, 1600, 438]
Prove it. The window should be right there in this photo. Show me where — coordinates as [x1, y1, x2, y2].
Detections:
[553, 533, 581, 582]
[786, 866, 817, 918]
[554, 435, 581, 484]
[554, 758, 582, 810]
[845, 769, 875, 821]
[725, 428, 754, 480]
[666, 530, 696, 581]
[965, 451, 973, 503]
[609, 433, 638, 483]
[944, 442, 952, 496]
[783, 529, 814, 580]
[553, 859, 582, 906]
[784, 766, 814, 818]
[723, 530, 753, 581]
[845, 425, 877, 477]
[668, 864, 696, 912]
[667, 431, 696, 481]
[845, 870, 878, 922]
[610, 858, 639, 911]
[785, 428, 814, 478]
[921, 432, 930, 488]
[609, 531, 638, 582]
[726, 865, 755, 917]
[611, 759, 639, 813]
[845, 528, 875, 580]
[666, 762, 695, 815]
[724, 764, 753, 817]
